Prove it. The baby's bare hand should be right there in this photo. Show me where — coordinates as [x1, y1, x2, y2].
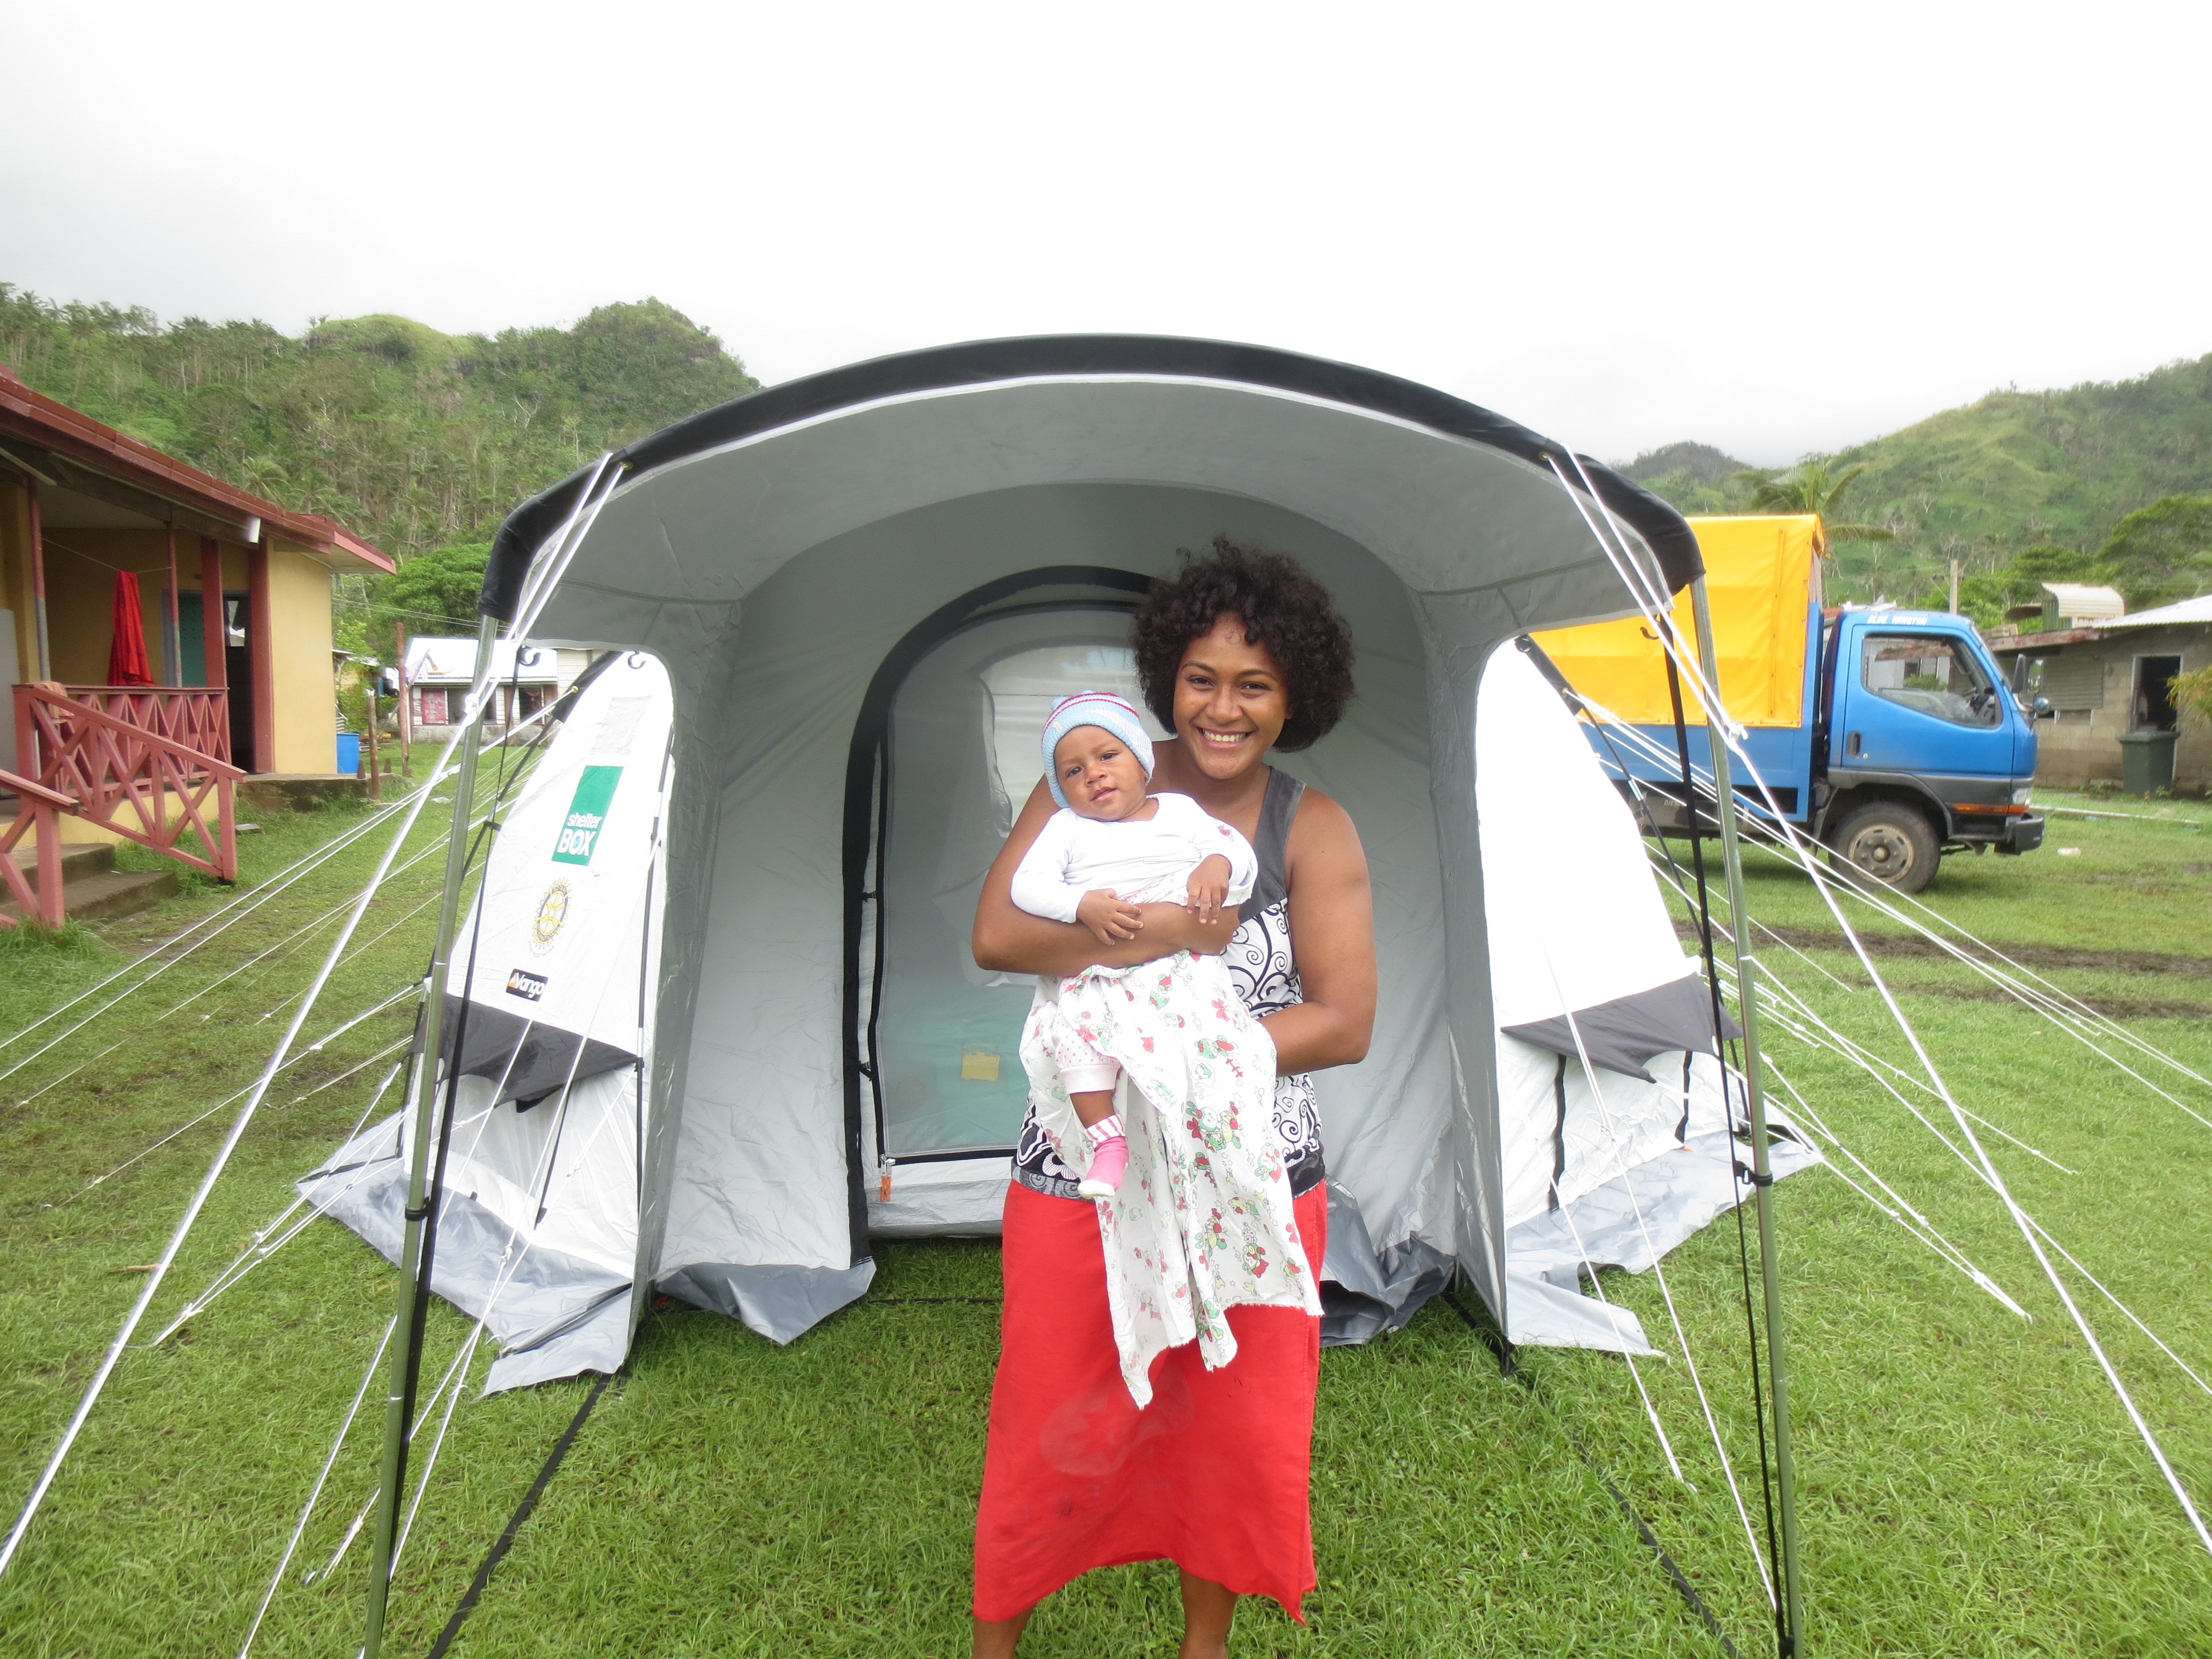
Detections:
[1076, 889, 1143, 945]
[1185, 854, 1233, 926]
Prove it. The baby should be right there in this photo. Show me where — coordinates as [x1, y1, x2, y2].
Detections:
[1009, 690, 1315, 1404]
[1010, 691, 1258, 1196]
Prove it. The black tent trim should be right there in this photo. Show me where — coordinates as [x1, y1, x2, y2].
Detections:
[1502, 974, 1744, 1084]
[481, 334, 1699, 623]
[839, 565, 1156, 1261]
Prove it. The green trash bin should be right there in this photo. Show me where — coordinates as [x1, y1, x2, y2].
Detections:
[2118, 729, 2177, 795]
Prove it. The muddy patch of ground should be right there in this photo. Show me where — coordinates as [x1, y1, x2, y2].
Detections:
[1674, 919, 2212, 980]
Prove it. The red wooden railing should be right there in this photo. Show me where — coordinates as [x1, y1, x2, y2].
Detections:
[43, 685, 231, 764]
[0, 765, 73, 930]
[14, 684, 242, 884]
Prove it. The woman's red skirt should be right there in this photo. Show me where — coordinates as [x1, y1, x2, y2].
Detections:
[973, 1180, 1328, 1623]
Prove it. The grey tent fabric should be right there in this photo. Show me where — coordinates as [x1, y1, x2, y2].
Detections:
[1502, 974, 1744, 1083]
[1505, 1127, 1821, 1354]
[301, 1073, 639, 1393]
[356, 332, 1816, 1376]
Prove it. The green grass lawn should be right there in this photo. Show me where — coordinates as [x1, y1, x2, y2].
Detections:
[3, 783, 2210, 1656]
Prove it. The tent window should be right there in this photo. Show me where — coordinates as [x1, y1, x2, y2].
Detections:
[843, 568, 1154, 1176]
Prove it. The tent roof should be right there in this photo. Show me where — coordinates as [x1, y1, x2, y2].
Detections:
[483, 335, 1699, 624]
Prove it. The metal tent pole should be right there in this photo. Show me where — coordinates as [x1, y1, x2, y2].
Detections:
[1687, 576, 1806, 1657]
[360, 613, 499, 1659]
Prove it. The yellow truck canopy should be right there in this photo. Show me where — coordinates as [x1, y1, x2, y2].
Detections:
[1532, 514, 1824, 728]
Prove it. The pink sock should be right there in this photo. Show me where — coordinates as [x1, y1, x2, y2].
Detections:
[1080, 1114, 1127, 1194]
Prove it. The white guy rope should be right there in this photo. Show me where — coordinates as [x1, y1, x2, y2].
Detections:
[234, 1316, 397, 1659]
[1539, 952, 1774, 1601]
[1586, 698, 2212, 1106]
[1557, 490, 2212, 1562]
[0, 703, 561, 1085]
[149, 1062, 409, 1346]
[0, 709, 488, 1580]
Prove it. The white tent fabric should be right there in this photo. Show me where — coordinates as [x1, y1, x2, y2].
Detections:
[310, 337, 1815, 1377]
[303, 653, 672, 1393]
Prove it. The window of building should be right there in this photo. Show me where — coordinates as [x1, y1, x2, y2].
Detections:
[1859, 633, 2002, 727]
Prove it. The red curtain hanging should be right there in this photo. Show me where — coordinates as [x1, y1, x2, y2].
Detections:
[108, 570, 156, 686]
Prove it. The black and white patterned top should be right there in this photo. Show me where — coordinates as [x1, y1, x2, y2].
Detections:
[1012, 769, 1326, 1202]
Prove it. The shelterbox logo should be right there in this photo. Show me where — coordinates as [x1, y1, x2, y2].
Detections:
[553, 766, 622, 866]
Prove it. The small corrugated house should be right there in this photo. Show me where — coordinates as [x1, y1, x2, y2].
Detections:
[1990, 593, 2211, 792]
[403, 637, 596, 736]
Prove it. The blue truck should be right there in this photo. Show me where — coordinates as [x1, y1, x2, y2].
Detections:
[1537, 515, 2045, 893]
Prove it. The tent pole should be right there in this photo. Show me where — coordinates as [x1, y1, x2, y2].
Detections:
[360, 613, 500, 1659]
[1687, 576, 1804, 1657]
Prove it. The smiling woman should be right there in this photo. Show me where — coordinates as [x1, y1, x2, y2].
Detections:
[968, 539, 1375, 1658]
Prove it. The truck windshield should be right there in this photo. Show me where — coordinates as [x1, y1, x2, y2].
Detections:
[1860, 633, 2002, 728]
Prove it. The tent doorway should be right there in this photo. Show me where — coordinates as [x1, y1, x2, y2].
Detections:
[846, 568, 1157, 1209]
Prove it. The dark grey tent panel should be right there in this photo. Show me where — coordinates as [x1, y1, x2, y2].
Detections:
[1503, 974, 1743, 1082]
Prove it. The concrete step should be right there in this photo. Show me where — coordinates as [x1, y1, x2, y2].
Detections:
[9, 841, 118, 881]
[1, 853, 178, 926]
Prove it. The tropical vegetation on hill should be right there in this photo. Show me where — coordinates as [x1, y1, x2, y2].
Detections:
[0, 287, 759, 652]
[6, 277, 2207, 637]
[1622, 352, 2212, 620]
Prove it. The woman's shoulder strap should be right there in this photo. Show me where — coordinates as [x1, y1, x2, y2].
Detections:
[1247, 769, 1305, 915]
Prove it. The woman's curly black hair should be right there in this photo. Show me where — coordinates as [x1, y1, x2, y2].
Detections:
[1131, 536, 1355, 753]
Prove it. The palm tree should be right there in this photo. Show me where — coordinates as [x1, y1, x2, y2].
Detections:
[1731, 459, 1895, 544]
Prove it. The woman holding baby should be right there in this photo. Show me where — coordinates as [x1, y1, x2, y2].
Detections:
[969, 539, 1377, 1659]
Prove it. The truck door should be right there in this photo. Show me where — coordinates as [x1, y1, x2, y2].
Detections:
[1836, 624, 2012, 777]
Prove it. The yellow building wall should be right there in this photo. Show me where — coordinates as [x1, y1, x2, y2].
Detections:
[0, 517, 338, 780]
[267, 544, 337, 773]
[27, 527, 187, 684]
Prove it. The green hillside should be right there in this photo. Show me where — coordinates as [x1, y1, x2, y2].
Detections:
[1627, 354, 2212, 608]
[0, 287, 758, 569]
[1831, 353, 2212, 600]
[9, 277, 2208, 622]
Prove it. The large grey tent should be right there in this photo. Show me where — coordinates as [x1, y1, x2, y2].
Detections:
[311, 336, 1807, 1387]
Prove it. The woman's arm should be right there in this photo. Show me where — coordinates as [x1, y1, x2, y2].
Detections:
[974, 780, 1236, 977]
[1261, 789, 1376, 1075]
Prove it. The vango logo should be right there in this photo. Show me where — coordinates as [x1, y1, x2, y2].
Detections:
[553, 766, 622, 866]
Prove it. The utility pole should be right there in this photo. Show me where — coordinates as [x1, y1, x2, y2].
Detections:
[396, 624, 412, 781]
[1948, 558, 1961, 615]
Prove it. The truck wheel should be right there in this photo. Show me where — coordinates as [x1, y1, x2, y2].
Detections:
[1830, 802, 1940, 893]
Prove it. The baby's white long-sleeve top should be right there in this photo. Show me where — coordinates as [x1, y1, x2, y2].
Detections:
[1010, 792, 1258, 925]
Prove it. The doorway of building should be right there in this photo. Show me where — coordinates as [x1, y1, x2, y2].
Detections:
[223, 593, 254, 767]
[2133, 655, 2182, 732]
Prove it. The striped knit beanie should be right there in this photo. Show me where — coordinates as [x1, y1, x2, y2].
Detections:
[1041, 690, 1154, 808]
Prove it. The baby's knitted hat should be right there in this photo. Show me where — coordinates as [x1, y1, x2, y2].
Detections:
[1041, 690, 1154, 808]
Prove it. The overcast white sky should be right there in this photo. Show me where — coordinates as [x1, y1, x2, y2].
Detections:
[6, 0, 2206, 465]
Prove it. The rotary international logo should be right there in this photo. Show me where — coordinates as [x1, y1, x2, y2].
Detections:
[530, 879, 573, 956]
